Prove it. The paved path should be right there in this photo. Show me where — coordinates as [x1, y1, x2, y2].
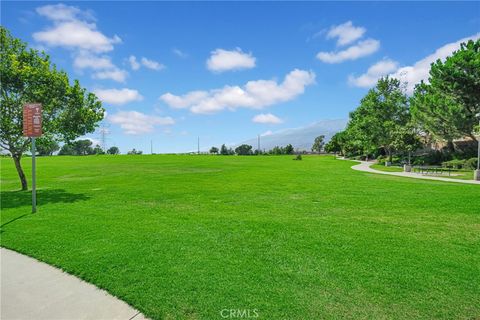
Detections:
[351, 161, 480, 185]
[0, 248, 147, 320]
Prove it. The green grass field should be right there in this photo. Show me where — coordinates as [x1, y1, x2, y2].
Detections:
[1, 155, 479, 319]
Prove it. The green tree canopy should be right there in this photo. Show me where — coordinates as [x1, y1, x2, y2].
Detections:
[0, 27, 104, 189]
[324, 132, 344, 154]
[235, 144, 253, 155]
[311, 135, 325, 153]
[58, 140, 95, 156]
[411, 39, 480, 145]
[107, 146, 120, 155]
[220, 144, 229, 155]
[284, 144, 294, 155]
[36, 137, 59, 156]
[347, 77, 409, 161]
[209, 146, 219, 154]
[93, 144, 105, 155]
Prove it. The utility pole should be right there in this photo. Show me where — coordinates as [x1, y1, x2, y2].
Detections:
[98, 123, 110, 152]
[258, 134, 260, 152]
[151, 140, 153, 154]
[197, 136, 200, 155]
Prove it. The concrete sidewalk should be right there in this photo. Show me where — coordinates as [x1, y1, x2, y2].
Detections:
[351, 161, 480, 185]
[0, 248, 147, 320]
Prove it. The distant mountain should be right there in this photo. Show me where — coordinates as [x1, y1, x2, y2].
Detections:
[238, 119, 348, 151]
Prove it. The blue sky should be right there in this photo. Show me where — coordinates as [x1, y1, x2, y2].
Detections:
[3, 1, 479, 153]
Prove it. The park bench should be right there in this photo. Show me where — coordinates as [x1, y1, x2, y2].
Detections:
[413, 166, 454, 176]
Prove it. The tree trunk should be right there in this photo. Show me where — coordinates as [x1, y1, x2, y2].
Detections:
[12, 154, 28, 191]
[446, 140, 455, 153]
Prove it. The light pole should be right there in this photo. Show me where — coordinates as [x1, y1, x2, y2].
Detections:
[475, 113, 480, 181]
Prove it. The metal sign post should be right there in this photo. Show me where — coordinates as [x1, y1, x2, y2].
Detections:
[23, 103, 42, 213]
[32, 137, 37, 213]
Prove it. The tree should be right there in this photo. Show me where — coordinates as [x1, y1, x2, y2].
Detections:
[392, 123, 422, 165]
[411, 40, 480, 146]
[58, 144, 74, 156]
[73, 140, 94, 155]
[107, 146, 120, 155]
[220, 144, 229, 155]
[311, 135, 325, 153]
[284, 144, 294, 155]
[57, 140, 94, 155]
[347, 77, 409, 162]
[235, 144, 253, 155]
[325, 132, 344, 154]
[0, 27, 104, 190]
[93, 144, 105, 155]
[36, 137, 59, 156]
[127, 148, 142, 155]
[271, 146, 283, 155]
[209, 146, 219, 154]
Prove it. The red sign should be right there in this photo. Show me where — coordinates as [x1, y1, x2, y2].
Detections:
[23, 103, 42, 137]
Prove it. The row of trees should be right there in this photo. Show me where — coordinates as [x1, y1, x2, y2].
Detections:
[325, 39, 479, 164]
[57, 140, 120, 156]
[209, 143, 296, 156]
[209, 139, 327, 156]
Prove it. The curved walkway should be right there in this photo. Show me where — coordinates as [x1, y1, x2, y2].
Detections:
[351, 161, 480, 185]
[0, 248, 147, 320]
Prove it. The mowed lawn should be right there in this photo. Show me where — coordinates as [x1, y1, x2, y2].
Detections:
[1, 155, 479, 319]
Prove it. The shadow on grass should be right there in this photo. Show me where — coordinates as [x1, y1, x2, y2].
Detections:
[0, 189, 90, 210]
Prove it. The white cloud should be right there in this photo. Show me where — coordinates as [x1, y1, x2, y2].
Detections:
[391, 33, 480, 94]
[327, 21, 366, 46]
[252, 113, 284, 124]
[316, 39, 380, 63]
[128, 55, 140, 70]
[36, 3, 93, 22]
[348, 59, 399, 88]
[34, 4, 126, 84]
[33, 19, 121, 53]
[161, 91, 209, 109]
[73, 52, 114, 70]
[128, 55, 165, 71]
[94, 88, 143, 105]
[109, 111, 174, 135]
[173, 48, 188, 58]
[160, 69, 316, 114]
[92, 69, 128, 83]
[206, 48, 256, 72]
[348, 34, 480, 93]
[140, 57, 165, 70]
[261, 130, 273, 137]
[73, 52, 127, 82]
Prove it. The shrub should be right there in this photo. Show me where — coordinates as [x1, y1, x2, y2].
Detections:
[464, 157, 479, 170]
[293, 154, 302, 161]
[413, 150, 452, 166]
[442, 159, 466, 169]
